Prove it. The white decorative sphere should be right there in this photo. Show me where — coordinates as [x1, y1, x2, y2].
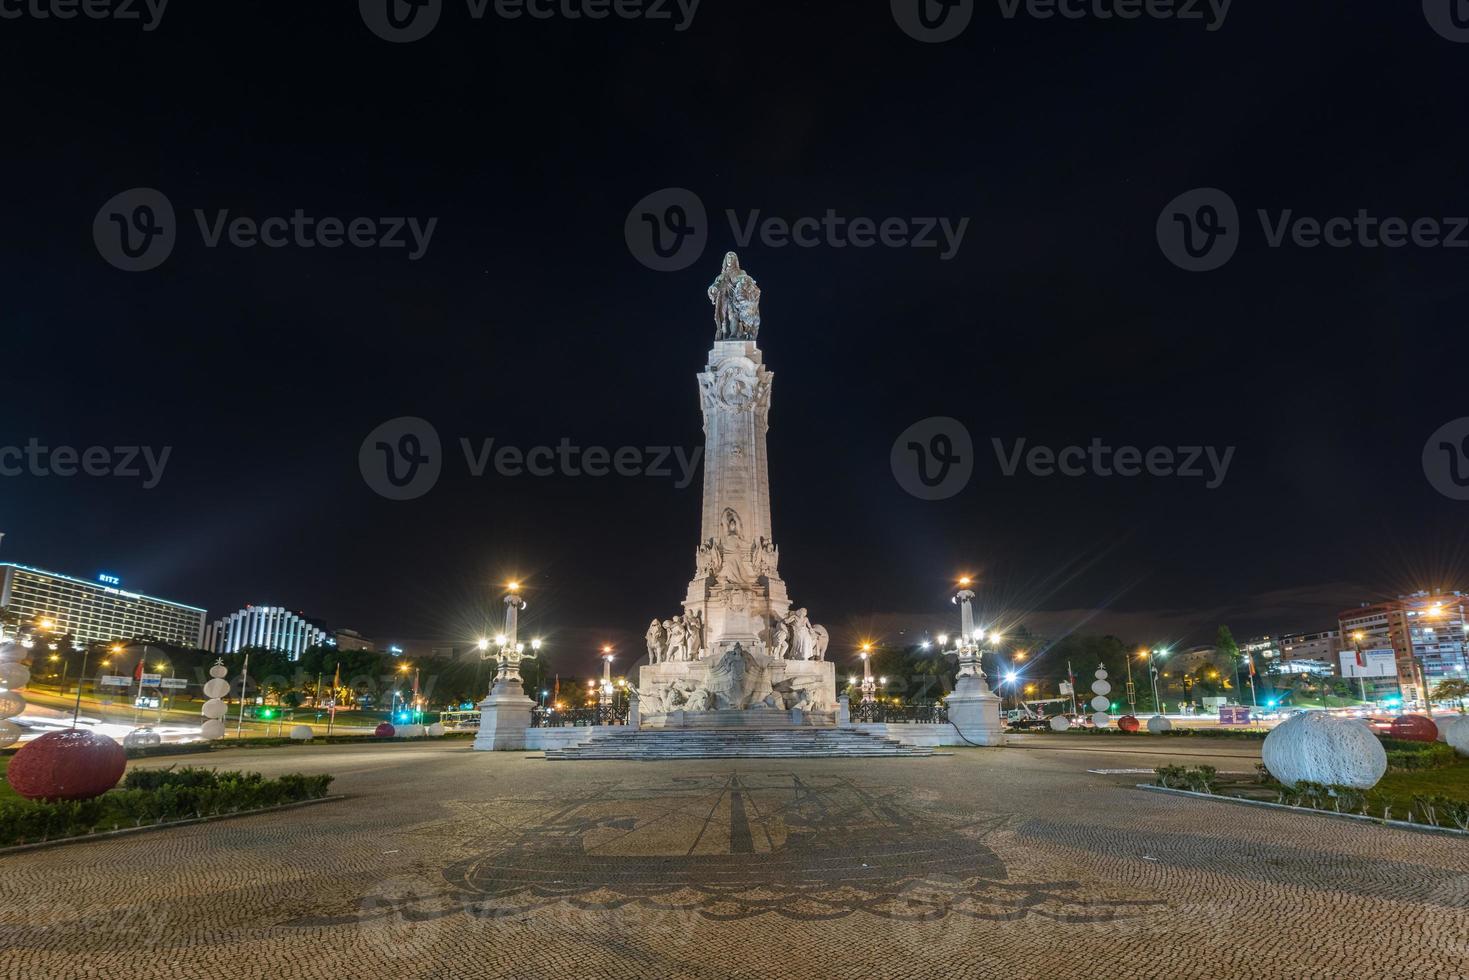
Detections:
[123, 729, 162, 748]
[1446, 717, 1469, 757]
[200, 719, 226, 741]
[0, 691, 25, 719]
[427, 723, 446, 737]
[201, 699, 228, 720]
[202, 678, 231, 699]
[1092, 711, 1111, 728]
[1090, 695, 1110, 712]
[1049, 715, 1071, 732]
[1147, 715, 1172, 734]
[1091, 680, 1112, 696]
[397, 724, 425, 738]
[290, 725, 314, 741]
[0, 720, 20, 749]
[209, 664, 229, 679]
[0, 662, 31, 690]
[1094, 668, 1108, 679]
[1262, 712, 1388, 789]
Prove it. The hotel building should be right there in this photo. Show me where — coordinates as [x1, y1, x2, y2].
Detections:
[205, 605, 330, 661]
[0, 563, 207, 648]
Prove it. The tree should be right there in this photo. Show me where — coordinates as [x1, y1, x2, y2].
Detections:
[1431, 678, 1469, 710]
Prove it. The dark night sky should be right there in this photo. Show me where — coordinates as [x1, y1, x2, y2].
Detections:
[4, 2, 1469, 672]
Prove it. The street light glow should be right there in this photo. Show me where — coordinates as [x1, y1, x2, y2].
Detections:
[477, 638, 490, 651]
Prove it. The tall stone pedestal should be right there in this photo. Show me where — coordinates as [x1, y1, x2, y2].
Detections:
[472, 684, 535, 752]
[945, 676, 1007, 747]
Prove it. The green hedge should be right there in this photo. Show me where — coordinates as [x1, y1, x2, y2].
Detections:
[1383, 740, 1458, 772]
[0, 768, 334, 847]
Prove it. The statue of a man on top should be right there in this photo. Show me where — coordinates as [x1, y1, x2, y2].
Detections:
[709, 251, 762, 341]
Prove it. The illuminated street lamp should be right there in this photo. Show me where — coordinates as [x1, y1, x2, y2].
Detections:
[600, 645, 615, 708]
[858, 644, 877, 704]
[1146, 647, 1169, 715]
[949, 582, 993, 694]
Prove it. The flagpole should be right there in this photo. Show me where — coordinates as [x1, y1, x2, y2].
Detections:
[326, 662, 340, 737]
[234, 651, 250, 739]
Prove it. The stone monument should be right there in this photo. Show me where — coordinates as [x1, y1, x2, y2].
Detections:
[638, 253, 837, 726]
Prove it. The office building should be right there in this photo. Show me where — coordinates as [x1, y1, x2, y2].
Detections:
[1339, 592, 1469, 702]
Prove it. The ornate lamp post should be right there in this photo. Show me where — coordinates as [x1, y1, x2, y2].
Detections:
[473, 582, 540, 751]
[858, 644, 877, 704]
[943, 575, 1006, 745]
[599, 646, 615, 710]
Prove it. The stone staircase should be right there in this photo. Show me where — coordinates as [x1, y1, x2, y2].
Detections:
[541, 727, 934, 760]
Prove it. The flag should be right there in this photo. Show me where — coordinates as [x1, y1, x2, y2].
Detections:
[133, 657, 144, 681]
[1356, 647, 1368, 669]
[1247, 653, 1256, 676]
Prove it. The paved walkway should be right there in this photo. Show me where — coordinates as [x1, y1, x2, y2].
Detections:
[1, 738, 1465, 979]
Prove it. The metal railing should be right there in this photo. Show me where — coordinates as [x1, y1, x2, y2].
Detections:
[531, 705, 627, 728]
[851, 701, 949, 725]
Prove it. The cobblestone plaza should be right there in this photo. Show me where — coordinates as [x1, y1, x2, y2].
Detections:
[1, 738, 1466, 980]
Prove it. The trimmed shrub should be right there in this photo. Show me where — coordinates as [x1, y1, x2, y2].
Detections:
[0, 770, 335, 846]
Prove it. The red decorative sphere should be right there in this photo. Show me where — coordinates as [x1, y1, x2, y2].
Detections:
[1390, 715, 1439, 742]
[1118, 715, 1140, 733]
[374, 723, 396, 738]
[8, 729, 127, 801]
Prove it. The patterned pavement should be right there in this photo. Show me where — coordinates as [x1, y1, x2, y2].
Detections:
[0, 736, 1466, 980]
